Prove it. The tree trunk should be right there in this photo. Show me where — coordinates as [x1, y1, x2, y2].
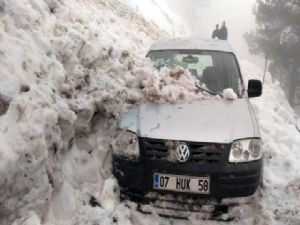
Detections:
[288, 69, 297, 107]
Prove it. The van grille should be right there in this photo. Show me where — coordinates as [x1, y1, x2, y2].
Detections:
[142, 138, 169, 160]
[140, 138, 224, 164]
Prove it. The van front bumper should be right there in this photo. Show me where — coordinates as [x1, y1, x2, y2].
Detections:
[113, 155, 263, 201]
[113, 138, 263, 204]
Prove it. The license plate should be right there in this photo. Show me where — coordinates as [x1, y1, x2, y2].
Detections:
[153, 173, 210, 194]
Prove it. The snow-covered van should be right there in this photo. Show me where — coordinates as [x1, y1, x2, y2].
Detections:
[112, 39, 263, 216]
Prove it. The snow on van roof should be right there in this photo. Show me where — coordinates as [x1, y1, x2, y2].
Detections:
[149, 38, 234, 53]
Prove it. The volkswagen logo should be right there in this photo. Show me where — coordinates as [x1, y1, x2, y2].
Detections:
[176, 143, 190, 163]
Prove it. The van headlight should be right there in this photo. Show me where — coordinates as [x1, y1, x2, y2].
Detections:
[112, 130, 139, 160]
[229, 139, 262, 163]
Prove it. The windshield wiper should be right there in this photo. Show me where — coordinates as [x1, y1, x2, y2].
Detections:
[196, 84, 223, 98]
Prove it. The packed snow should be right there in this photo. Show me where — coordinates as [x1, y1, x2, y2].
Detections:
[0, 0, 211, 224]
[223, 88, 238, 100]
[0, 1, 299, 225]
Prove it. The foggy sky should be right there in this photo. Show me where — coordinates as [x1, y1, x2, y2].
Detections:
[166, 0, 263, 67]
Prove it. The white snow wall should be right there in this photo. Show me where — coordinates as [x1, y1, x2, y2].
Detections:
[0, 0, 203, 224]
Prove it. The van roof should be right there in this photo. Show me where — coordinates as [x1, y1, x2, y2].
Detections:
[149, 38, 234, 53]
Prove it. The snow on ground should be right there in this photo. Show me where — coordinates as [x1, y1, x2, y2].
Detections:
[238, 62, 300, 225]
[0, 1, 299, 225]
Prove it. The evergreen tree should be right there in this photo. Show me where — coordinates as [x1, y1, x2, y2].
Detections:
[245, 0, 300, 106]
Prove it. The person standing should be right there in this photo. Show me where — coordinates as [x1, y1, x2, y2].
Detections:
[219, 21, 228, 40]
[211, 24, 219, 39]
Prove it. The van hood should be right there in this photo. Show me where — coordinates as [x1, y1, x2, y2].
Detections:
[119, 99, 260, 143]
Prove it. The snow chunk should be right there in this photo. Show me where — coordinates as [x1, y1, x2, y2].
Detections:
[223, 88, 238, 100]
[100, 177, 120, 212]
[11, 211, 41, 225]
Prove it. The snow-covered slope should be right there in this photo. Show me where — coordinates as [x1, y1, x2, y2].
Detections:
[0, 0, 299, 225]
[120, 0, 189, 37]
[0, 1, 203, 225]
[236, 62, 300, 225]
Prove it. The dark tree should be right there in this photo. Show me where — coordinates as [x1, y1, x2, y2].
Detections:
[245, 0, 300, 106]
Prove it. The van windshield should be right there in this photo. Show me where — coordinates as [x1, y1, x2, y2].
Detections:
[148, 50, 243, 95]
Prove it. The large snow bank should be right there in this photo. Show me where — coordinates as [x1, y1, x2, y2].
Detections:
[0, 0, 206, 224]
[0, 0, 299, 225]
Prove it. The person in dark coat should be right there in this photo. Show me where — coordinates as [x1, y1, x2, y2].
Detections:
[211, 24, 219, 39]
[218, 21, 228, 40]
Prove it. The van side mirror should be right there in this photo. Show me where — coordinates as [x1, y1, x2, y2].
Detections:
[248, 79, 262, 98]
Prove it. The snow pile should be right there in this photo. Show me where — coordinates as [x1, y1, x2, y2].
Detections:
[0, 0, 205, 224]
[223, 88, 238, 100]
[228, 61, 300, 225]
